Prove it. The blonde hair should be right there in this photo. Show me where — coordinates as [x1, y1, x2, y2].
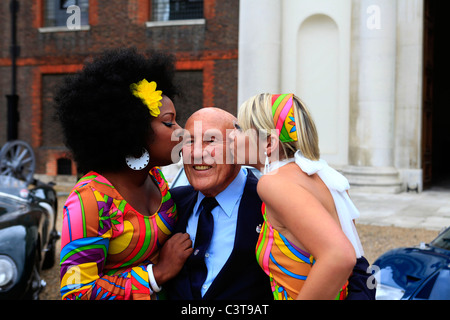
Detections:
[237, 93, 320, 160]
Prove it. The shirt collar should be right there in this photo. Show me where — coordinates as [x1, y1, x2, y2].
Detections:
[195, 167, 248, 218]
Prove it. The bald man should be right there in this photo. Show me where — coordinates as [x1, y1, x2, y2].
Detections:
[166, 108, 273, 300]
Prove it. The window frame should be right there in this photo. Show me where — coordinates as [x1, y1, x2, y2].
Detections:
[38, 0, 90, 33]
[147, 0, 205, 28]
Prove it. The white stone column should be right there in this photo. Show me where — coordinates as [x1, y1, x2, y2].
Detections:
[344, 0, 401, 193]
[238, 0, 281, 108]
[394, 0, 425, 192]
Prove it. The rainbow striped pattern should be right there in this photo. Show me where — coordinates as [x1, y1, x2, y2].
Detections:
[255, 203, 347, 300]
[60, 167, 177, 300]
[271, 94, 298, 143]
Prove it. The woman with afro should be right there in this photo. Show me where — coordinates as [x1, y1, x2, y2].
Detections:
[57, 48, 193, 300]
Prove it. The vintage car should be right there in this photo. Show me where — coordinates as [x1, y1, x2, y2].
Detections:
[374, 226, 450, 300]
[0, 140, 60, 299]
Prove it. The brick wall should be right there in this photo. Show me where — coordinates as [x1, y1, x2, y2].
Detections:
[0, 0, 239, 176]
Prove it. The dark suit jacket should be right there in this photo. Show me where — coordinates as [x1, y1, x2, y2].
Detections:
[347, 256, 376, 300]
[166, 169, 273, 300]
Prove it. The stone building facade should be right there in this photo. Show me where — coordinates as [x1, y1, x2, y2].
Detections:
[239, 0, 449, 193]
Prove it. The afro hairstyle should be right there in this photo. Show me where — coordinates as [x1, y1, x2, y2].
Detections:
[55, 47, 179, 174]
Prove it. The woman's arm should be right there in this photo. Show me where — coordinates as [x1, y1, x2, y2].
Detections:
[257, 173, 356, 300]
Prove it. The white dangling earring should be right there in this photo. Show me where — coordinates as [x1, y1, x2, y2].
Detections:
[126, 148, 150, 170]
[264, 151, 270, 174]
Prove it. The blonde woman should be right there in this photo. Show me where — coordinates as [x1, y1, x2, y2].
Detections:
[230, 93, 369, 300]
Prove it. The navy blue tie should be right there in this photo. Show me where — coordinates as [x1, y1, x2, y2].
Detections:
[190, 197, 219, 299]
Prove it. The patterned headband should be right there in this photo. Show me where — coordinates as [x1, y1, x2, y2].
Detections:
[271, 94, 298, 143]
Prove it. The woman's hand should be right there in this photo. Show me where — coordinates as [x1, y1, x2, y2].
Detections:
[152, 233, 193, 285]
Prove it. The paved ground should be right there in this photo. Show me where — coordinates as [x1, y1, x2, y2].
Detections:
[351, 187, 450, 231]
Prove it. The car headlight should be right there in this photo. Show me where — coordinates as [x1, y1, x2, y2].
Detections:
[376, 283, 405, 300]
[0, 255, 17, 290]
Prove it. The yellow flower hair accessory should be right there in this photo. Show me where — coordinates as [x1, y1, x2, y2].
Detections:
[130, 79, 163, 117]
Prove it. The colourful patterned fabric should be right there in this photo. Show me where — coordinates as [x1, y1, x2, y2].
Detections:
[271, 94, 297, 143]
[60, 167, 177, 300]
[256, 203, 347, 300]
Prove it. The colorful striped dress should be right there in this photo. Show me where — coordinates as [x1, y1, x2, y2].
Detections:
[60, 167, 177, 300]
[256, 203, 347, 300]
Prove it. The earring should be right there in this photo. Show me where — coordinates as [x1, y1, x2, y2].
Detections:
[264, 151, 270, 174]
[126, 148, 150, 170]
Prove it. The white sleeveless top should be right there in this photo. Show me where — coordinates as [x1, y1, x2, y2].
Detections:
[265, 150, 364, 258]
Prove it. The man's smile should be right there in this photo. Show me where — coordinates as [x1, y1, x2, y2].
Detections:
[193, 165, 213, 171]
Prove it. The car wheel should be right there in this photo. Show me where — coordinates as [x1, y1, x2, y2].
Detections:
[24, 250, 46, 300]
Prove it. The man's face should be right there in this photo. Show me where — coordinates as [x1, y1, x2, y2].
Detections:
[182, 112, 241, 197]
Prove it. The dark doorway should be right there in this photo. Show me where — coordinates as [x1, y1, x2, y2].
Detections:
[57, 158, 72, 175]
[422, 0, 450, 189]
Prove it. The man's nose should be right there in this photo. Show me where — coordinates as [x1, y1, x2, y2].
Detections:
[192, 140, 204, 163]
